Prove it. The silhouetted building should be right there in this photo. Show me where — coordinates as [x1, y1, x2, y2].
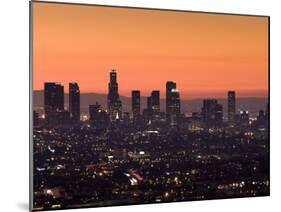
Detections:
[169, 88, 181, 115]
[166, 81, 177, 115]
[168, 88, 181, 126]
[132, 90, 141, 119]
[166, 81, 181, 125]
[69, 82, 80, 123]
[44, 82, 64, 124]
[201, 99, 223, 129]
[228, 91, 236, 124]
[89, 102, 109, 128]
[108, 69, 122, 121]
[151, 90, 160, 113]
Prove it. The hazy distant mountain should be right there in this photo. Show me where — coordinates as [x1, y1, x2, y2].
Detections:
[33, 90, 268, 115]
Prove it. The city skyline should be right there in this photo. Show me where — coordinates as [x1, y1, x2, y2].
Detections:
[33, 2, 268, 99]
[39, 70, 268, 120]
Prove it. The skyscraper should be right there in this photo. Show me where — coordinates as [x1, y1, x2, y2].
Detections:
[166, 81, 176, 115]
[108, 69, 122, 120]
[151, 90, 160, 113]
[227, 91, 236, 124]
[132, 90, 141, 119]
[166, 81, 181, 125]
[44, 82, 64, 122]
[69, 82, 80, 123]
[169, 88, 181, 115]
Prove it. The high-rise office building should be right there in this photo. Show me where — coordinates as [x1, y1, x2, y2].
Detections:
[201, 99, 223, 129]
[227, 91, 236, 124]
[169, 88, 181, 115]
[151, 90, 160, 113]
[44, 82, 64, 122]
[166, 81, 181, 125]
[69, 82, 80, 123]
[107, 69, 122, 120]
[166, 81, 176, 115]
[132, 90, 141, 119]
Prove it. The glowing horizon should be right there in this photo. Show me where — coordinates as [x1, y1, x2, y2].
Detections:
[33, 2, 269, 100]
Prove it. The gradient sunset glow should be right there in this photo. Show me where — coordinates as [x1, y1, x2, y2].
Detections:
[33, 2, 269, 99]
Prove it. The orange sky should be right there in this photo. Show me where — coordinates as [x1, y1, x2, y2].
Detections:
[32, 2, 269, 99]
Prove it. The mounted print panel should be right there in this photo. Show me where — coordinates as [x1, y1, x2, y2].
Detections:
[30, 1, 269, 211]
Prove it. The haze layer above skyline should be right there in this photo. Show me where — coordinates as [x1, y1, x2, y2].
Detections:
[33, 2, 268, 99]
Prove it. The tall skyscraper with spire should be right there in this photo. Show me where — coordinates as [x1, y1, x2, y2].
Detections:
[107, 69, 122, 120]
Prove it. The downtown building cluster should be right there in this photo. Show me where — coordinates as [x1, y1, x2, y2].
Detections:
[34, 69, 268, 135]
